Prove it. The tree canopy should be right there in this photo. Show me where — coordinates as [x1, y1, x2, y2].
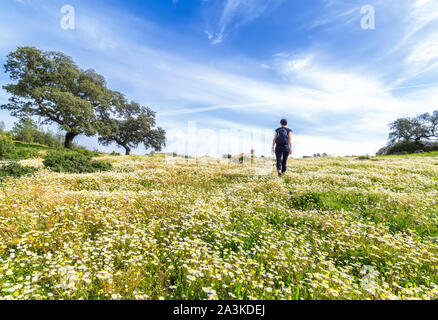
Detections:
[98, 101, 166, 155]
[1, 47, 119, 148]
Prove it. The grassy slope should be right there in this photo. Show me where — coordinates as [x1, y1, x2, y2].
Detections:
[13, 141, 53, 150]
[13, 140, 54, 154]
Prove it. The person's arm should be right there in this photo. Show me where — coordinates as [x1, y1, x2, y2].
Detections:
[288, 132, 293, 155]
[272, 132, 278, 154]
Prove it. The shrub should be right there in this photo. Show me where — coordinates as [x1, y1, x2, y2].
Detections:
[43, 149, 112, 174]
[0, 136, 40, 160]
[386, 141, 420, 155]
[14, 148, 38, 160]
[74, 148, 101, 158]
[0, 162, 38, 180]
[424, 142, 438, 152]
[380, 141, 438, 155]
[0, 136, 16, 159]
[89, 160, 113, 172]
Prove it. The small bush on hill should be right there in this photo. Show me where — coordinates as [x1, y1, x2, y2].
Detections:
[14, 148, 38, 160]
[386, 141, 419, 154]
[379, 141, 438, 155]
[0, 136, 15, 159]
[73, 148, 101, 158]
[425, 142, 438, 152]
[0, 162, 38, 180]
[0, 136, 38, 160]
[43, 149, 112, 173]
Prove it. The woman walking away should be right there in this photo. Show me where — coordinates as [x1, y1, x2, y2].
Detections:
[272, 119, 293, 177]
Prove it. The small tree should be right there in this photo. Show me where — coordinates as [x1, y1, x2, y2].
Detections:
[388, 111, 438, 148]
[1, 47, 115, 149]
[383, 110, 438, 154]
[98, 101, 166, 155]
[11, 118, 38, 143]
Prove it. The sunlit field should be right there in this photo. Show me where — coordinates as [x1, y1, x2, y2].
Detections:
[1, 154, 438, 300]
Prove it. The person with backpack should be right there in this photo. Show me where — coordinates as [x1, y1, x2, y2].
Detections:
[272, 119, 293, 177]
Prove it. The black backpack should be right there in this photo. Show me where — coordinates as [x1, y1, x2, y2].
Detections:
[276, 128, 289, 146]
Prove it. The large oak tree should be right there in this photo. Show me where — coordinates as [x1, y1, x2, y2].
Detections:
[1, 47, 117, 149]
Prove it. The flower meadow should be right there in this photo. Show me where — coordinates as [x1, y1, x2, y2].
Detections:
[0, 155, 437, 300]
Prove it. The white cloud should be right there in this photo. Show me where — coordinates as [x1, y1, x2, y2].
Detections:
[309, 7, 359, 30]
[405, 32, 438, 73]
[75, 16, 118, 50]
[205, 0, 282, 44]
[390, 0, 438, 51]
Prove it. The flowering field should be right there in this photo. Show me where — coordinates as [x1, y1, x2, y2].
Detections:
[1, 154, 438, 300]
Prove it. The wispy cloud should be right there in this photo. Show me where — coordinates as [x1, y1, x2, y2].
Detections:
[384, 0, 438, 85]
[405, 31, 438, 73]
[205, 0, 283, 44]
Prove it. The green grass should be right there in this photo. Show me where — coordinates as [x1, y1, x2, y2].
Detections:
[9, 140, 54, 160]
[287, 189, 438, 237]
[379, 151, 438, 158]
[13, 141, 54, 150]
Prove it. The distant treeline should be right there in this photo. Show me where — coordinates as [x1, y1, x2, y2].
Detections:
[1, 118, 63, 148]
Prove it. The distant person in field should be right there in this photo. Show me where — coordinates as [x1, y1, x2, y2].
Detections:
[272, 119, 293, 177]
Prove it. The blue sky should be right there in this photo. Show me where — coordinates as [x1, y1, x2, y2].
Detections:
[1, 0, 438, 157]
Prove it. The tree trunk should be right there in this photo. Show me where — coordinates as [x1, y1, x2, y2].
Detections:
[123, 145, 131, 155]
[414, 138, 425, 150]
[64, 132, 77, 149]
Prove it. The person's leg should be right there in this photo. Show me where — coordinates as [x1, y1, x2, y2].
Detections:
[275, 149, 283, 174]
[281, 150, 289, 173]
